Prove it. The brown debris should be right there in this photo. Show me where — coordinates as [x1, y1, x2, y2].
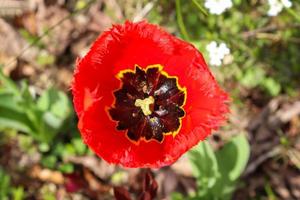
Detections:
[235, 96, 300, 199]
[65, 155, 116, 180]
[247, 97, 300, 172]
[29, 165, 64, 184]
[0, 18, 39, 67]
[0, 0, 33, 17]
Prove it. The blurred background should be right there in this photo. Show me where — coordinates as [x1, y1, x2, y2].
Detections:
[0, 0, 300, 199]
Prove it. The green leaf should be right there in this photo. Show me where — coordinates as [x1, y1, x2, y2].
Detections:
[37, 88, 71, 119]
[38, 143, 50, 153]
[262, 78, 281, 96]
[52, 142, 65, 156]
[33, 88, 72, 142]
[233, 0, 242, 5]
[211, 134, 250, 199]
[0, 69, 20, 96]
[61, 143, 77, 158]
[42, 112, 64, 130]
[75, 0, 88, 10]
[0, 168, 10, 200]
[0, 73, 41, 139]
[41, 155, 57, 169]
[188, 141, 219, 188]
[171, 192, 185, 200]
[0, 92, 23, 111]
[216, 134, 250, 181]
[187, 135, 250, 200]
[36, 53, 55, 66]
[11, 187, 25, 200]
[240, 67, 265, 88]
[50, 92, 71, 118]
[72, 138, 87, 155]
[37, 88, 60, 111]
[0, 106, 35, 134]
[19, 81, 35, 104]
[18, 135, 36, 153]
[58, 163, 74, 173]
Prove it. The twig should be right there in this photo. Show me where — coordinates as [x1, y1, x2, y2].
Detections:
[242, 24, 300, 39]
[133, 1, 156, 22]
[244, 147, 281, 176]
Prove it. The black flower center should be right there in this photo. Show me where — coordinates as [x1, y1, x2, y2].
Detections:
[108, 65, 186, 143]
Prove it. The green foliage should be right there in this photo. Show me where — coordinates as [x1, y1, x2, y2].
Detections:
[11, 187, 25, 200]
[0, 168, 10, 200]
[265, 183, 278, 200]
[40, 185, 56, 200]
[161, 1, 300, 96]
[39, 136, 87, 172]
[0, 69, 72, 143]
[37, 135, 87, 172]
[262, 78, 281, 97]
[36, 53, 56, 67]
[19, 29, 44, 49]
[58, 163, 74, 173]
[178, 134, 250, 200]
[237, 67, 281, 96]
[0, 69, 80, 172]
[0, 168, 25, 200]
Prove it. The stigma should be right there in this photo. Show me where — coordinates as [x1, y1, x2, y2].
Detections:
[134, 96, 154, 116]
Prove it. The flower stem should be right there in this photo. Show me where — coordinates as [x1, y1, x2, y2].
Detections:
[175, 0, 190, 40]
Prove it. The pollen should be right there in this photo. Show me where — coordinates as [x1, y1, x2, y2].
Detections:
[134, 96, 154, 116]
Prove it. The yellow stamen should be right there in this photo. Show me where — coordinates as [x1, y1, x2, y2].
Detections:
[135, 96, 154, 116]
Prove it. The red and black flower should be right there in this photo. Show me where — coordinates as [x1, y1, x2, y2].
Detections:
[72, 21, 229, 168]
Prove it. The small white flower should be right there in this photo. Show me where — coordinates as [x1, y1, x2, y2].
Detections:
[204, 0, 233, 15]
[206, 41, 231, 67]
[267, 0, 292, 16]
[218, 43, 230, 56]
[281, 0, 292, 7]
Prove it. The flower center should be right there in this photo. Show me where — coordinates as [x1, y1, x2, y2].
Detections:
[134, 96, 154, 116]
[108, 64, 186, 143]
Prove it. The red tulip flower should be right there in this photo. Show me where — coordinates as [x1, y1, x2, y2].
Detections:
[72, 21, 229, 168]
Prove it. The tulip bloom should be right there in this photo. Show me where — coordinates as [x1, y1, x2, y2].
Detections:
[72, 21, 229, 168]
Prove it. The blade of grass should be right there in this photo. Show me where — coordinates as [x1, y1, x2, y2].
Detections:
[0, 68, 20, 96]
[175, 0, 190, 40]
[265, 183, 277, 200]
[192, 0, 208, 16]
[286, 8, 300, 23]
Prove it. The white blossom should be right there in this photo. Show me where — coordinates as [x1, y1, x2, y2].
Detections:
[267, 0, 292, 16]
[204, 0, 233, 15]
[206, 41, 231, 67]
